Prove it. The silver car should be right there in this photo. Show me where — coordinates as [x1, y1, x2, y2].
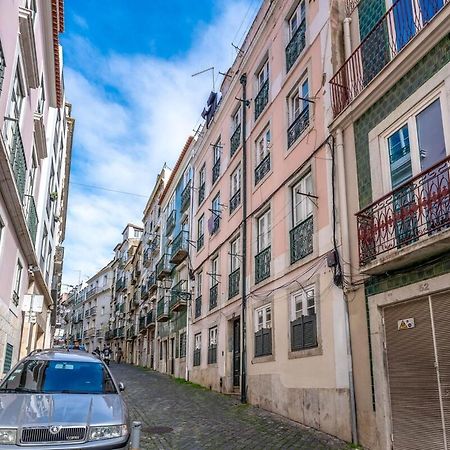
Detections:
[0, 350, 129, 449]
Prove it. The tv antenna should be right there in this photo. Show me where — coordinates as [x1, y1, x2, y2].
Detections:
[192, 66, 215, 91]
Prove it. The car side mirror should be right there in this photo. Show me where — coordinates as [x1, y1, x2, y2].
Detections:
[118, 382, 125, 392]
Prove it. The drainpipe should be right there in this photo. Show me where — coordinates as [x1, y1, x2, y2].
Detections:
[335, 128, 358, 444]
[240, 73, 248, 404]
[343, 18, 352, 60]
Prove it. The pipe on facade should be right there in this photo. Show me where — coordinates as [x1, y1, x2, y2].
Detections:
[343, 18, 352, 60]
[335, 128, 358, 444]
[240, 73, 248, 404]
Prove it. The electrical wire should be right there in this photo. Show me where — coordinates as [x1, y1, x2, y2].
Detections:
[69, 181, 148, 198]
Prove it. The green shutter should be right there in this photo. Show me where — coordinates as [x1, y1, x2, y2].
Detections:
[3, 343, 13, 373]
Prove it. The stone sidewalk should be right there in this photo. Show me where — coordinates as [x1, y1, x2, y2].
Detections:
[110, 364, 350, 449]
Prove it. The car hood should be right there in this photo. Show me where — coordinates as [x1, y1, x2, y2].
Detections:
[0, 394, 127, 428]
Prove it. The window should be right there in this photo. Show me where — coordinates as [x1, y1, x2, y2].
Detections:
[255, 127, 271, 184]
[293, 171, 313, 226]
[257, 61, 269, 91]
[26, 154, 38, 197]
[195, 272, 202, 318]
[210, 257, 219, 310]
[212, 139, 221, 184]
[3, 343, 13, 374]
[257, 210, 271, 252]
[198, 164, 206, 205]
[254, 304, 272, 357]
[37, 75, 45, 114]
[4, 68, 25, 152]
[193, 333, 201, 366]
[197, 215, 204, 250]
[179, 332, 187, 358]
[291, 286, 317, 351]
[210, 193, 221, 234]
[0, 215, 4, 248]
[12, 260, 23, 306]
[230, 166, 241, 213]
[230, 237, 240, 272]
[232, 107, 241, 131]
[168, 194, 175, 214]
[208, 327, 218, 364]
[196, 272, 202, 297]
[289, 1, 306, 38]
[287, 77, 310, 148]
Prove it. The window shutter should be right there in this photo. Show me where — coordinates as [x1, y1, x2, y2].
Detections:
[291, 318, 303, 351]
[303, 314, 317, 348]
[175, 334, 180, 359]
[3, 343, 13, 373]
[255, 330, 263, 357]
[262, 328, 272, 355]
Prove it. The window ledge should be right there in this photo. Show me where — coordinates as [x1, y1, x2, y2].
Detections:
[288, 345, 322, 360]
[251, 354, 275, 364]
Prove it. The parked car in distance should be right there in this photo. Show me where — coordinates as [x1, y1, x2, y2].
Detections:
[0, 350, 129, 449]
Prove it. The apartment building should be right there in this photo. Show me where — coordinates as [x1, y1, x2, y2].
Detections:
[155, 138, 194, 378]
[81, 262, 113, 352]
[329, 0, 450, 449]
[0, 0, 73, 370]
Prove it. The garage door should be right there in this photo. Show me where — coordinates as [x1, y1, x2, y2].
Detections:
[384, 293, 450, 450]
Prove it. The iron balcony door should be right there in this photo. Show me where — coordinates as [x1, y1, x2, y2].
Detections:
[233, 319, 240, 387]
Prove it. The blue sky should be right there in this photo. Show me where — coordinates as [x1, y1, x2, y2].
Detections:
[61, 0, 259, 286]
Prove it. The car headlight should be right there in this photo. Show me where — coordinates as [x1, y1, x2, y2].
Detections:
[89, 424, 128, 441]
[0, 429, 16, 445]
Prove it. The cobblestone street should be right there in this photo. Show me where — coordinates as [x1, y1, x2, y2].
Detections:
[110, 364, 349, 450]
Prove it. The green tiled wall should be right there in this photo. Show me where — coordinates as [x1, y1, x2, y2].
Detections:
[358, 0, 386, 40]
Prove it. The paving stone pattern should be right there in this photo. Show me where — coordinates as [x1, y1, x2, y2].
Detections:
[111, 364, 349, 450]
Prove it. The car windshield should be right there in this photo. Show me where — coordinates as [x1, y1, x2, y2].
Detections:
[0, 360, 117, 394]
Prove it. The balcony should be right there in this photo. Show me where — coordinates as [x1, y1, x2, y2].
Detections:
[86, 286, 97, 299]
[146, 310, 155, 328]
[228, 268, 240, 299]
[212, 159, 221, 184]
[117, 327, 124, 338]
[170, 280, 189, 312]
[286, 19, 306, 72]
[357, 156, 450, 274]
[127, 325, 136, 340]
[150, 235, 160, 255]
[105, 330, 113, 340]
[181, 181, 191, 213]
[287, 105, 309, 148]
[24, 195, 38, 245]
[156, 254, 173, 280]
[157, 297, 170, 322]
[148, 271, 157, 294]
[198, 183, 205, 205]
[209, 284, 218, 310]
[229, 190, 241, 214]
[255, 246, 271, 284]
[143, 249, 151, 267]
[197, 234, 204, 251]
[170, 230, 189, 265]
[290, 215, 314, 264]
[115, 277, 125, 291]
[141, 283, 149, 300]
[254, 80, 269, 120]
[330, 0, 449, 117]
[255, 154, 270, 185]
[139, 316, 146, 333]
[195, 296, 202, 319]
[10, 124, 27, 200]
[230, 125, 241, 157]
[84, 310, 90, 319]
[166, 210, 176, 236]
[90, 306, 97, 316]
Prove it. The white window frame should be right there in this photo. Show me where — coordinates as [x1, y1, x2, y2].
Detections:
[168, 194, 175, 213]
[230, 165, 241, 196]
[213, 138, 221, 164]
[230, 237, 241, 272]
[292, 170, 313, 226]
[255, 127, 271, 166]
[255, 304, 271, 332]
[291, 286, 316, 321]
[211, 257, 219, 286]
[209, 327, 218, 347]
[198, 215, 204, 239]
[4, 66, 25, 153]
[232, 107, 241, 132]
[288, 75, 309, 125]
[257, 60, 269, 91]
[196, 272, 202, 297]
[212, 193, 221, 214]
[257, 209, 271, 253]
[194, 333, 202, 350]
[199, 164, 206, 187]
[288, 1, 306, 39]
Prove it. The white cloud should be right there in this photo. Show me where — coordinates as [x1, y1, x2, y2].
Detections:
[62, 0, 256, 285]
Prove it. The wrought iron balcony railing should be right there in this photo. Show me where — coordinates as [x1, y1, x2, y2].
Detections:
[156, 253, 173, 280]
[330, 0, 448, 117]
[25, 195, 38, 245]
[10, 124, 27, 200]
[115, 277, 125, 291]
[90, 307, 97, 316]
[345, 0, 360, 16]
[181, 180, 191, 212]
[229, 190, 241, 214]
[170, 230, 189, 264]
[212, 159, 221, 184]
[86, 286, 97, 299]
[255, 80, 269, 120]
[255, 154, 270, 185]
[230, 125, 241, 157]
[357, 155, 450, 267]
[286, 19, 306, 72]
[209, 284, 218, 310]
[166, 209, 176, 236]
[290, 215, 314, 264]
[198, 183, 205, 205]
[228, 268, 240, 299]
[197, 233, 204, 251]
[287, 105, 309, 148]
[157, 297, 170, 321]
[195, 295, 202, 318]
[170, 279, 189, 312]
[255, 246, 271, 284]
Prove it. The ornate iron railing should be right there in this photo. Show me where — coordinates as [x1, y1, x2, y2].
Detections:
[157, 297, 170, 319]
[230, 125, 241, 157]
[10, 124, 27, 200]
[228, 268, 240, 299]
[357, 156, 450, 266]
[255, 154, 270, 185]
[286, 19, 306, 72]
[290, 215, 314, 264]
[166, 209, 176, 235]
[156, 253, 173, 279]
[345, 0, 360, 16]
[255, 79, 269, 120]
[170, 279, 189, 310]
[195, 295, 202, 318]
[255, 246, 271, 284]
[229, 189, 241, 214]
[209, 284, 218, 310]
[198, 183, 205, 205]
[181, 181, 191, 212]
[25, 195, 38, 245]
[330, 0, 448, 117]
[212, 158, 221, 184]
[287, 105, 309, 148]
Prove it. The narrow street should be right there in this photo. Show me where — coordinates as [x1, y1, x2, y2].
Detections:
[110, 364, 349, 450]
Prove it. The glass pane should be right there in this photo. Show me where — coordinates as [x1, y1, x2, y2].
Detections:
[416, 99, 446, 171]
[388, 124, 412, 189]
